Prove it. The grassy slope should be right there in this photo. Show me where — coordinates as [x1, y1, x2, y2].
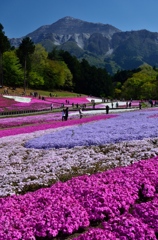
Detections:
[0, 87, 86, 98]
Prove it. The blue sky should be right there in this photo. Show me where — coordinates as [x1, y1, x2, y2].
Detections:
[1, 0, 158, 38]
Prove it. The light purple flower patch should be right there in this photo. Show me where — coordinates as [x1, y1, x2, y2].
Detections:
[25, 110, 158, 149]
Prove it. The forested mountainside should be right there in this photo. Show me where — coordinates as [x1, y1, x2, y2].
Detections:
[10, 17, 158, 74]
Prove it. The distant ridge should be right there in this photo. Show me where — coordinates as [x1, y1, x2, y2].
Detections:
[9, 16, 158, 74]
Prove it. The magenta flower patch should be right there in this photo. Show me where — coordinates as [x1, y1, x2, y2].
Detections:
[0, 157, 158, 239]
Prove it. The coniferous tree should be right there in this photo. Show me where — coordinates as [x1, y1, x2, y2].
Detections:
[17, 37, 35, 92]
[48, 47, 62, 61]
[0, 24, 10, 86]
[58, 50, 82, 92]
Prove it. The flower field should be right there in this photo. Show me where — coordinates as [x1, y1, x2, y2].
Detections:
[0, 95, 158, 239]
[0, 95, 51, 112]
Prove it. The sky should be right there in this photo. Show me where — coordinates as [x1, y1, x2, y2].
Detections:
[1, 0, 158, 39]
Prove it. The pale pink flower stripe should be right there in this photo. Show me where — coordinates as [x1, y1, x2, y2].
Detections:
[148, 114, 158, 118]
[0, 114, 117, 138]
[0, 95, 92, 112]
[6, 98, 52, 111]
[45, 96, 90, 104]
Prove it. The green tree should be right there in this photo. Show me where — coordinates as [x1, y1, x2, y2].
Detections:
[141, 82, 156, 99]
[29, 44, 48, 88]
[0, 24, 11, 86]
[97, 67, 112, 97]
[3, 51, 23, 87]
[58, 61, 73, 90]
[48, 47, 62, 61]
[80, 59, 91, 94]
[17, 37, 35, 92]
[114, 88, 122, 99]
[43, 59, 72, 90]
[121, 77, 142, 99]
[63, 67, 73, 90]
[29, 71, 44, 89]
[59, 50, 82, 92]
[31, 44, 48, 71]
[121, 64, 158, 99]
[79, 59, 112, 97]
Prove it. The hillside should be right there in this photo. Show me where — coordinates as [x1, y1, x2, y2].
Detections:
[9, 17, 158, 74]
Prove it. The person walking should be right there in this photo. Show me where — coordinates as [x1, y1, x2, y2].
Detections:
[65, 107, 69, 121]
[139, 102, 142, 109]
[93, 102, 95, 109]
[106, 105, 109, 114]
[62, 109, 65, 121]
[79, 107, 83, 119]
[50, 103, 53, 110]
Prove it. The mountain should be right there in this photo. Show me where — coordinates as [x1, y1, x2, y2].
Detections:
[9, 16, 158, 74]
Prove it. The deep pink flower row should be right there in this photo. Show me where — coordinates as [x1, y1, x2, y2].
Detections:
[0, 114, 117, 138]
[0, 97, 14, 106]
[0, 157, 158, 239]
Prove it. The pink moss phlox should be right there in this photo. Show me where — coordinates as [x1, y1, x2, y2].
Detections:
[0, 95, 93, 112]
[0, 157, 158, 239]
[148, 114, 158, 118]
[73, 228, 116, 240]
[133, 197, 158, 232]
[102, 214, 156, 239]
[45, 96, 90, 105]
[0, 114, 117, 138]
[0, 182, 89, 239]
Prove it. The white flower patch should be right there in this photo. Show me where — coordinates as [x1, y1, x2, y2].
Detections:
[3, 95, 31, 103]
[0, 126, 158, 197]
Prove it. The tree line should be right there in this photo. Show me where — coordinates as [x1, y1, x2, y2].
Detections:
[1, 23, 158, 99]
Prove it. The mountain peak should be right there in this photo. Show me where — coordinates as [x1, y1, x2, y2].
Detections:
[9, 16, 158, 74]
